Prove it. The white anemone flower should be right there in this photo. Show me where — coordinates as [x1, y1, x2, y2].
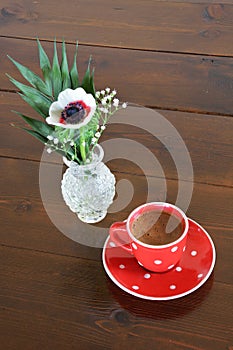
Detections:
[46, 87, 96, 129]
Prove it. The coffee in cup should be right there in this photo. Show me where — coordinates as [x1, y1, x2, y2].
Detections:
[131, 210, 183, 246]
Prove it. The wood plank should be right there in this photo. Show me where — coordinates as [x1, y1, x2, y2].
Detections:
[1, 92, 233, 187]
[2, 155, 233, 230]
[0, 245, 232, 350]
[1, 1, 233, 55]
[156, 1, 233, 3]
[0, 157, 232, 275]
[1, 38, 233, 115]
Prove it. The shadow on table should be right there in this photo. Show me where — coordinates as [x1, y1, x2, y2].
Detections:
[106, 272, 214, 320]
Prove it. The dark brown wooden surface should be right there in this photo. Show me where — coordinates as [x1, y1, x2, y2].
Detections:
[0, 1, 233, 349]
[1, 1, 233, 55]
[2, 37, 233, 115]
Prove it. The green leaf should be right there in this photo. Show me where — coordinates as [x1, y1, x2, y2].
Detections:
[90, 67, 96, 96]
[81, 57, 90, 90]
[70, 41, 79, 89]
[13, 111, 54, 137]
[21, 127, 48, 144]
[7, 55, 50, 97]
[37, 38, 53, 96]
[61, 40, 71, 90]
[7, 75, 52, 116]
[19, 93, 47, 119]
[16, 121, 75, 159]
[81, 56, 95, 97]
[52, 40, 62, 100]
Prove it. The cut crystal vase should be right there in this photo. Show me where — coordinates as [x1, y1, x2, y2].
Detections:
[61, 144, 115, 223]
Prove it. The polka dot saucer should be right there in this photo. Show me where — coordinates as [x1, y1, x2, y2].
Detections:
[102, 219, 216, 300]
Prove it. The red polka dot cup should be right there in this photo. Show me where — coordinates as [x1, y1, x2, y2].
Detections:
[109, 202, 189, 273]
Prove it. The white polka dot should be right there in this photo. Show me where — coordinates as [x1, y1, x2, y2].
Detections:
[176, 267, 182, 272]
[191, 250, 197, 256]
[154, 260, 162, 265]
[132, 285, 139, 290]
[132, 243, 138, 250]
[119, 264, 125, 269]
[198, 273, 203, 278]
[109, 241, 116, 247]
[168, 264, 175, 270]
[144, 273, 151, 279]
[171, 246, 178, 253]
[170, 285, 176, 290]
[183, 246, 186, 252]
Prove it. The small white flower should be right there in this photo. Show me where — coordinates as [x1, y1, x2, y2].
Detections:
[101, 98, 107, 105]
[101, 90, 105, 95]
[70, 141, 75, 146]
[95, 91, 100, 98]
[53, 138, 59, 145]
[47, 148, 52, 154]
[91, 137, 97, 144]
[85, 159, 90, 164]
[103, 108, 108, 114]
[112, 89, 117, 96]
[113, 98, 119, 107]
[95, 132, 101, 138]
[105, 87, 110, 93]
[47, 135, 53, 140]
[101, 125, 106, 131]
[122, 102, 127, 109]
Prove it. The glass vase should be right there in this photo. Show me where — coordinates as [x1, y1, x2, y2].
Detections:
[61, 144, 115, 223]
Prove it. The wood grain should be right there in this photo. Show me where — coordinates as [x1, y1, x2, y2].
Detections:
[0, 1, 233, 56]
[1, 37, 233, 114]
[0, 245, 232, 350]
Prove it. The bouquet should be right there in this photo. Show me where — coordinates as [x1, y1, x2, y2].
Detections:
[7, 39, 127, 164]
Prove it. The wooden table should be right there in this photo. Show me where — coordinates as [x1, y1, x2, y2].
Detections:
[0, 1, 233, 349]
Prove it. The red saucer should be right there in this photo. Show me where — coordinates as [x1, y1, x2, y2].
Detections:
[102, 219, 216, 300]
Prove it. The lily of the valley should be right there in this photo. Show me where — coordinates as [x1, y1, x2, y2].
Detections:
[46, 87, 96, 129]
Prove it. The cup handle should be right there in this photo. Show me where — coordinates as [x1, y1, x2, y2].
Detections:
[109, 222, 133, 254]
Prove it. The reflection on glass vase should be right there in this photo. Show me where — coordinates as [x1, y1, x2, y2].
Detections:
[61, 144, 115, 223]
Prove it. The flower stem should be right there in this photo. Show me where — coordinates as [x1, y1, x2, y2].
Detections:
[80, 127, 86, 163]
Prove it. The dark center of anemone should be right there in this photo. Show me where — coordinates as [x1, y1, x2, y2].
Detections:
[61, 101, 87, 125]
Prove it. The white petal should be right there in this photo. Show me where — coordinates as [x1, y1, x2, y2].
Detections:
[49, 101, 63, 120]
[46, 116, 58, 125]
[57, 88, 85, 107]
[57, 89, 74, 108]
[73, 87, 87, 100]
[45, 118, 71, 129]
[83, 93, 96, 108]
